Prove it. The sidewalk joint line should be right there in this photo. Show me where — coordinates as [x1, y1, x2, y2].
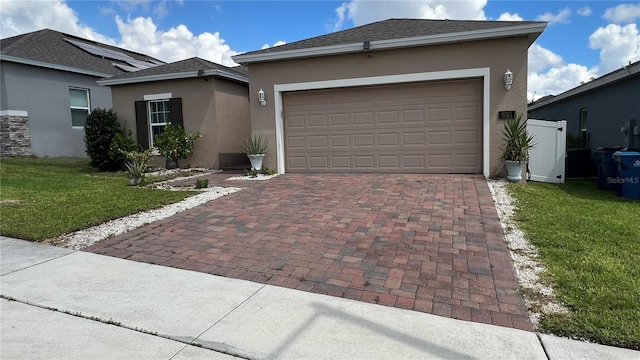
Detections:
[0, 295, 251, 359]
[188, 283, 268, 351]
[536, 332, 552, 360]
[0, 250, 76, 277]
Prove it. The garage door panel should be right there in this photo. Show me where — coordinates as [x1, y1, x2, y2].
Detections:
[429, 154, 453, 168]
[309, 156, 329, 169]
[308, 114, 327, 127]
[428, 107, 452, 122]
[403, 132, 425, 146]
[354, 155, 375, 168]
[402, 155, 426, 168]
[330, 134, 351, 147]
[287, 115, 305, 128]
[428, 131, 452, 145]
[402, 109, 425, 123]
[378, 133, 399, 146]
[331, 156, 351, 168]
[308, 135, 329, 148]
[354, 112, 374, 125]
[330, 113, 350, 126]
[287, 136, 306, 148]
[288, 156, 307, 170]
[456, 130, 481, 145]
[354, 134, 374, 147]
[284, 79, 482, 173]
[377, 111, 399, 124]
[379, 155, 400, 168]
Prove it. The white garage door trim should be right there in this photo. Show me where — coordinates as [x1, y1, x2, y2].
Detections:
[273, 67, 491, 177]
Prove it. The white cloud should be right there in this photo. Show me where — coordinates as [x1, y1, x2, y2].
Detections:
[527, 43, 597, 100]
[115, 15, 238, 66]
[528, 63, 598, 100]
[603, 3, 640, 24]
[261, 40, 286, 50]
[536, 7, 571, 24]
[497, 12, 523, 21]
[0, 0, 114, 43]
[528, 43, 563, 73]
[1, 1, 240, 67]
[589, 23, 640, 73]
[332, 0, 487, 30]
[577, 6, 592, 17]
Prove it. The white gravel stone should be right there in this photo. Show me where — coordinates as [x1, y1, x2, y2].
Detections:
[47, 186, 241, 250]
[487, 178, 568, 327]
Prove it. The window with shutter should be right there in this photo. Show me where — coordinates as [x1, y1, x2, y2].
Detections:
[134, 97, 183, 150]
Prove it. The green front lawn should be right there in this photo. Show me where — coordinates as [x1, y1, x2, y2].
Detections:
[0, 157, 196, 241]
[509, 180, 639, 349]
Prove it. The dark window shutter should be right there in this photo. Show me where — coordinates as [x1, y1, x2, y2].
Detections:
[169, 98, 183, 127]
[134, 100, 149, 149]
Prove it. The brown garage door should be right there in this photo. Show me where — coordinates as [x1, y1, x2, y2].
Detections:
[283, 78, 483, 173]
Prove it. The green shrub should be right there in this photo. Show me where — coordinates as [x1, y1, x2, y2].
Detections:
[85, 108, 121, 171]
[195, 179, 209, 189]
[242, 166, 276, 178]
[241, 132, 268, 155]
[154, 124, 201, 168]
[109, 130, 140, 169]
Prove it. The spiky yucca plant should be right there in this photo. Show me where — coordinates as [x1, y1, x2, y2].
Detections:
[501, 113, 535, 163]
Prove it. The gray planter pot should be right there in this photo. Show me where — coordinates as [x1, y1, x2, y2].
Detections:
[504, 160, 525, 182]
[166, 158, 179, 169]
[247, 154, 265, 171]
[128, 177, 142, 186]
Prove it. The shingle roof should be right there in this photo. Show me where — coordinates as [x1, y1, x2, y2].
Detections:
[0, 28, 164, 76]
[239, 18, 546, 57]
[97, 57, 248, 85]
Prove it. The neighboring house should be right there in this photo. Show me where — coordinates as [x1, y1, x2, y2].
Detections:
[0, 29, 165, 157]
[528, 60, 640, 150]
[97, 57, 250, 169]
[233, 18, 547, 177]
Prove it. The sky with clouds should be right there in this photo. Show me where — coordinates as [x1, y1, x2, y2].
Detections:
[1, 0, 639, 101]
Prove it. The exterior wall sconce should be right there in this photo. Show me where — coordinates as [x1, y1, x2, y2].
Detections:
[504, 69, 513, 90]
[258, 89, 266, 106]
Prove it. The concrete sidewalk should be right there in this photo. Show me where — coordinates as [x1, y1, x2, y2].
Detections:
[1, 237, 638, 359]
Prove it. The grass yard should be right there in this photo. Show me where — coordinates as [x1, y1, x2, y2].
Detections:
[0, 157, 197, 241]
[508, 180, 640, 350]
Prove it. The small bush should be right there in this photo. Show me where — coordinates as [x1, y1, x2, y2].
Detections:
[242, 166, 276, 178]
[154, 124, 201, 167]
[109, 130, 140, 169]
[85, 108, 121, 171]
[195, 179, 209, 189]
[241, 132, 268, 155]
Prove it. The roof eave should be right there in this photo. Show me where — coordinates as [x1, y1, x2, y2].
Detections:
[528, 62, 640, 110]
[0, 54, 113, 78]
[233, 22, 547, 64]
[97, 68, 249, 86]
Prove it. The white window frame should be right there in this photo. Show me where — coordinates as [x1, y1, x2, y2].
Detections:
[69, 87, 90, 128]
[148, 99, 171, 149]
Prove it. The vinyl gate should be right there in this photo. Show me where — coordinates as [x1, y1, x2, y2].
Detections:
[526, 119, 567, 183]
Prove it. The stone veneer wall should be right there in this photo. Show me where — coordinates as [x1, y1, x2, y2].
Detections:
[0, 111, 32, 157]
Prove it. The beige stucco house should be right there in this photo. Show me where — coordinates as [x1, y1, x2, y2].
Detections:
[233, 19, 547, 177]
[98, 57, 250, 169]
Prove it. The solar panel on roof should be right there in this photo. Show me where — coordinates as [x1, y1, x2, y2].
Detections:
[126, 59, 156, 69]
[65, 38, 141, 63]
[65, 37, 162, 73]
[113, 63, 139, 72]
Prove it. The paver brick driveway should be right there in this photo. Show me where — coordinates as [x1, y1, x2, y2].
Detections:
[86, 173, 532, 331]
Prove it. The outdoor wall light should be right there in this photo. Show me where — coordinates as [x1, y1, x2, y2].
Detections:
[258, 89, 266, 106]
[504, 69, 513, 90]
